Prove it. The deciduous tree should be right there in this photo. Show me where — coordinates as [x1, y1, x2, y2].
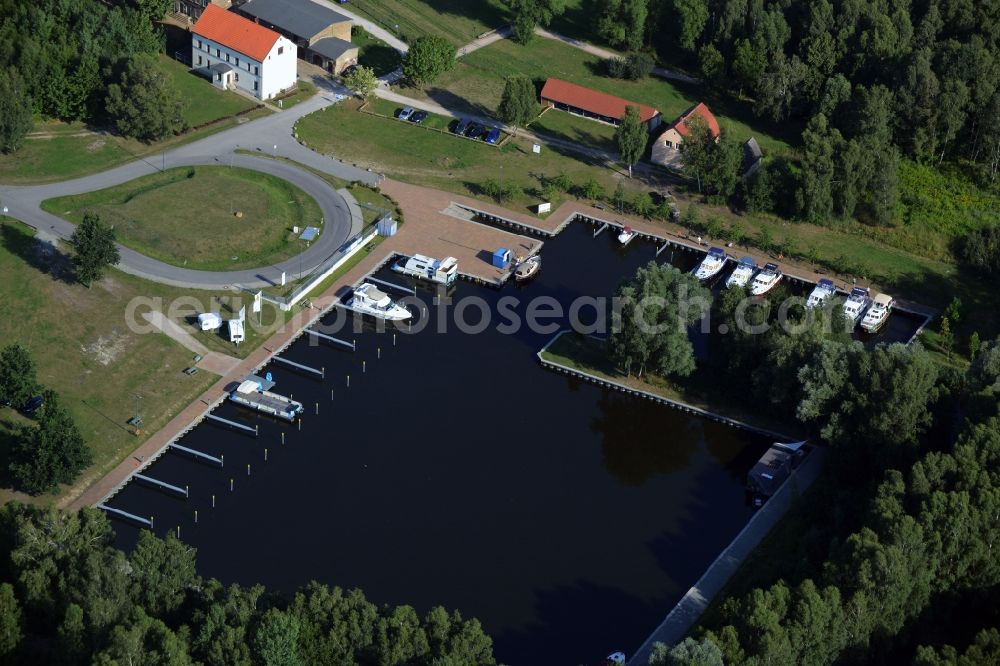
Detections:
[507, 0, 566, 44]
[105, 55, 186, 142]
[0, 345, 37, 410]
[71, 213, 120, 287]
[615, 105, 646, 177]
[344, 65, 378, 99]
[401, 36, 455, 85]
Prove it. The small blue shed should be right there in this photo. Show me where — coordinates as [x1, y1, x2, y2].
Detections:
[492, 247, 511, 269]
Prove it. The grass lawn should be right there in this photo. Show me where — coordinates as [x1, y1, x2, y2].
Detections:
[42, 166, 323, 272]
[399, 37, 794, 154]
[0, 56, 267, 185]
[273, 80, 318, 110]
[541, 332, 805, 438]
[296, 98, 653, 214]
[528, 107, 618, 153]
[158, 55, 259, 126]
[353, 27, 403, 76]
[0, 219, 279, 505]
[346, 0, 508, 45]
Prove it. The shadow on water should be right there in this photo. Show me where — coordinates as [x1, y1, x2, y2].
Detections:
[107, 220, 923, 664]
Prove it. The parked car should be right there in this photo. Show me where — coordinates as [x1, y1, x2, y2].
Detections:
[397, 106, 414, 121]
[464, 122, 484, 139]
[454, 118, 471, 135]
[484, 127, 501, 144]
[410, 110, 428, 124]
[21, 395, 44, 418]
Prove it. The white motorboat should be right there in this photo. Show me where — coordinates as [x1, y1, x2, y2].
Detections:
[617, 225, 637, 244]
[860, 292, 893, 333]
[750, 262, 782, 296]
[514, 254, 541, 282]
[726, 256, 757, 288]
[348, 283, 412, 321]
[806, 278, 836, 309]
[603, 653, 626, 666]
[692, 247, 728, 282]
[392, 254, 458, 285]
[842, 287, 871, 325]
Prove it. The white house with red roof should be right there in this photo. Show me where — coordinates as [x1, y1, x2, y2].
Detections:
[651, 102, 721, 169]
[191, 4, 296, 100]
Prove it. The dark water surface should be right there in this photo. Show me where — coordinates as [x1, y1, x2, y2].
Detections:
[111, 223, 922, 664]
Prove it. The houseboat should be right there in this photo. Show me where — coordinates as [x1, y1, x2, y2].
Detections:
[725, 256, 757, 288]
[806, 278, 837, 309]
[617, 225, 637, 244]
[392, 254, 458, 285]
[842, 287, 872, 325]
[228, 374, 303, 421]
[348, 283, 412, 321]
[747, 440, 807, 507]
[692, 247, 728, 282]
[514, 255, 541, 282]
[860, 293, 894, 333]
[750, 262, 782, 296]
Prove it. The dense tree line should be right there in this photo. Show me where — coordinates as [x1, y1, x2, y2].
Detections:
[0, 502, 500, 665]
[0, 0, 180, 148]
[648, 290, 1000, 663]
[579, 1, 1000, 238]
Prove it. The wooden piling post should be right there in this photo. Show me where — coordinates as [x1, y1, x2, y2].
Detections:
[315, 402, 318, 415]
[194, 510, 198, 524]
[211, 495, 216, 508]
[230, 478, 234, 491]
[247, 464, 250, 476]
[185, 485, 189, 498]
[264, 448, 268, 462]
[281, 432, 285, 444]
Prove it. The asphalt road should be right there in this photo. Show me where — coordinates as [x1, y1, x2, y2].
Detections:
[0, 84, 379, 290]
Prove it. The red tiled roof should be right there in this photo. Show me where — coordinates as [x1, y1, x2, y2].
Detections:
[193, 4, 280, 62]
[539, 78, 659, 123]
[673, 102, 720, 138]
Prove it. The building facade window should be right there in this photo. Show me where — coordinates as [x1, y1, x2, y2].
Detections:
[216, 48, 220, 57]
[197, 55, 202, 65]
[278, 46, 284, 55]
[253, 81, 258, 91]
[235, 57, 239, 66]
[254, 65, 259, 75]
[225, 53, 230, 62]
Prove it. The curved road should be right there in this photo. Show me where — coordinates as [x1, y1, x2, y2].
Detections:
[0, 81, 378, 289]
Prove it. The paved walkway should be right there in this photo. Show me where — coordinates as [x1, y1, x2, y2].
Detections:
[532, 27, 700, 85]
[309, 0, 408, 53]
[628, 447, 828, 664]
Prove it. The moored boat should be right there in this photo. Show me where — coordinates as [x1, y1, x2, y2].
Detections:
[514, 254, 541, 282]
[725, 256, 757, 288]
[617, 225, 637, 244]
[392, 254, 458, 285]
[693, 246, 728, 282]
[348, 282, 412, 321]
[806, 278, 837, 308]
[860, 292, 893, 333]
[603, 652, 626, 665]
[842, 287, 871, 325]
[750, 262, 782, 296]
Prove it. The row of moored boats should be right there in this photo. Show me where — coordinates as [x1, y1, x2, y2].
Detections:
[691, 248, 895, 333]
[346, 251, 545, 321]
